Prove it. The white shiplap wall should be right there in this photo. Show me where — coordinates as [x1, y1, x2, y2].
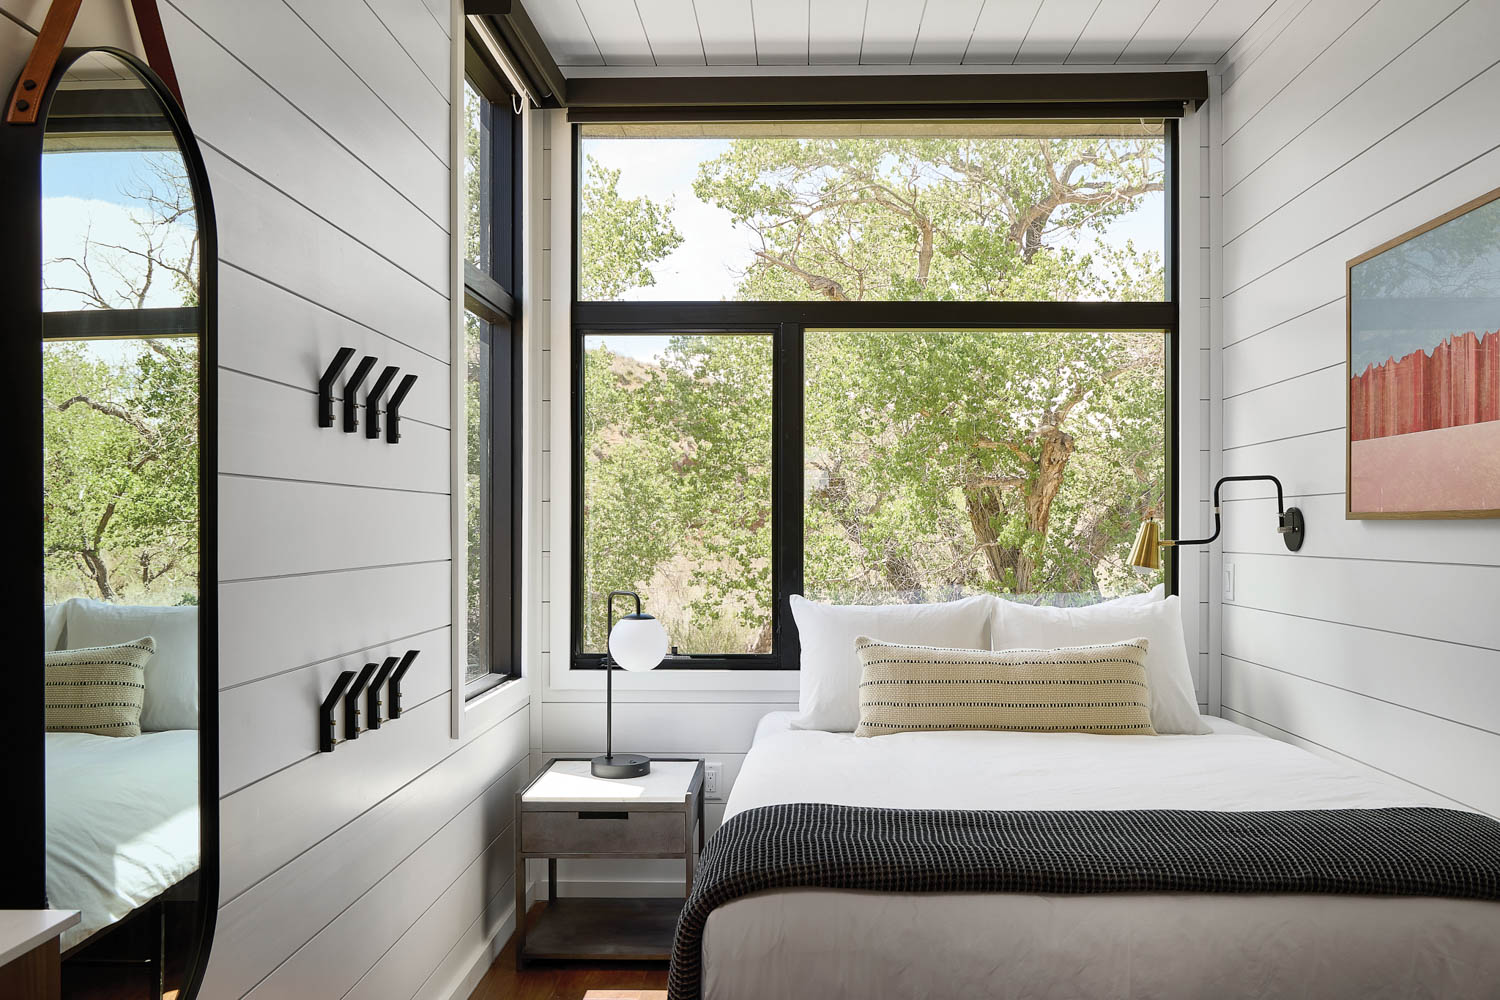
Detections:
[0, 1, 531, 997]
[534, 99, 1214, 895]
[1213, 0, 1500, 816]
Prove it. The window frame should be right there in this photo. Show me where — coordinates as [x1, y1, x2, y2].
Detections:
[570, 119, 1181, 672]
[461, 39, 524, 697]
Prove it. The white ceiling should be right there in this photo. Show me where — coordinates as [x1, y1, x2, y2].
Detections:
[522, 0, 1283, 72]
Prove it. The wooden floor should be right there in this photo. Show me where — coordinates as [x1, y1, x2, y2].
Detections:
[467, 905, 669, 1000]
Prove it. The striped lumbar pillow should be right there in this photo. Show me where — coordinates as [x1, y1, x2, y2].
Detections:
[44, 636, 155, 737]
[853, 635, 1156, 737]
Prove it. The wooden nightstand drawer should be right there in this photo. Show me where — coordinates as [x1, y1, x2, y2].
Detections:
[522, 809, 686, 856]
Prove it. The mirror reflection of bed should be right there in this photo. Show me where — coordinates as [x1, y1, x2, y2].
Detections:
[40, 50, 204, 1000]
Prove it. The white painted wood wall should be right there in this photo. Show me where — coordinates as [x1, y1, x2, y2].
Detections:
[0, 1, 532, 997]
[1212, 0, 1500, 816]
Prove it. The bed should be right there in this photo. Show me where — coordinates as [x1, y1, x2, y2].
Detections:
[697, 711, 1500, 1000]
[45, 729, 200, 951]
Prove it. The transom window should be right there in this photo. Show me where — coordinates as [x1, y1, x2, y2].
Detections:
[573, 120, 1178, 669]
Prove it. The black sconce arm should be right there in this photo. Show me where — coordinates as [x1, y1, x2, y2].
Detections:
[1168, 475, 1304, 552]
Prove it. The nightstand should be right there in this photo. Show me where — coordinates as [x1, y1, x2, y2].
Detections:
[515, 757, 705, 967]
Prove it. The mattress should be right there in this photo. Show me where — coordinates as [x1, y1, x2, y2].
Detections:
[45, 730, 200, 951]
[703, 713, 1500, 999]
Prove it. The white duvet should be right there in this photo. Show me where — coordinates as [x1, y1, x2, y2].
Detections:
[46, 730, 200, 951]
[704, 713, 1500, 999]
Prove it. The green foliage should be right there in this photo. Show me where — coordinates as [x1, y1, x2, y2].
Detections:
[579, 133, 1167, 652]
[43, 339, 199, 605]
[579, 162, 684, 300]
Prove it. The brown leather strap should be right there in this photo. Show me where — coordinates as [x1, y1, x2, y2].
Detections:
[5, 0, 83, 125]
[129, 0, 183, 110]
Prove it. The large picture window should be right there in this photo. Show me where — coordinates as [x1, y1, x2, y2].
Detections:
[463, 41, 521, 693]
[573, 120, 1177, 670]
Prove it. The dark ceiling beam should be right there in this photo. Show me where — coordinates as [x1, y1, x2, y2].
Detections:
[465, 0, 566, 107]
[564, 71, 1208, 111]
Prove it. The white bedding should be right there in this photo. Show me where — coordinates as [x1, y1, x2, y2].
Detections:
[705, 713, 1500, 999]
[46, 730, 200, 951]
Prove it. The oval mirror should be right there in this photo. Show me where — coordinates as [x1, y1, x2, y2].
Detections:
[15, 46, 218, 999]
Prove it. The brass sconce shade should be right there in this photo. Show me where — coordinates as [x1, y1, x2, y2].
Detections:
[1129, 518, 1163, 571]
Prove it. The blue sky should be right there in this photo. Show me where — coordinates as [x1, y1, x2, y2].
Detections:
[583, 136, 1164, 363]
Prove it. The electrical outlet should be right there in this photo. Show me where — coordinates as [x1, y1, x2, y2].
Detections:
[1223, 562, 1236, 602]
[705, 761, 723, 799]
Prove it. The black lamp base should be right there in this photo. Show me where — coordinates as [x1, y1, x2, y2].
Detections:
[591, 753, 651, 779]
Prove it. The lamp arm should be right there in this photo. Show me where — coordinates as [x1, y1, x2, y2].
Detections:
[602, 591, 642, 762]
[1166, 475, 1288, 547]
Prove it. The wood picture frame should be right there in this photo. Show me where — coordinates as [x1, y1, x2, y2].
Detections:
[1346, 185, 1500, 520]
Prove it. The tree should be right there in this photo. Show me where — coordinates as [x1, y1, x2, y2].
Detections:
[41, 151, 201, 605]
[579, 132, 1167, 650]
[579, 161, 683, 300]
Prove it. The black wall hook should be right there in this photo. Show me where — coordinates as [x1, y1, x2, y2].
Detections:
[367, 656, 399, 730]
[320, 670, 356, 752]
[365, 366, 399, 440]
[318, 348, 356, 428]
[343, 356, 377, 433]
[388, 649, 418, 719]
[344, 663, 378, 740]
[385, 374, 418, 444]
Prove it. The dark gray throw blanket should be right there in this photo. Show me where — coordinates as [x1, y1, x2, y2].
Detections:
[667, 803, 1500, 1000]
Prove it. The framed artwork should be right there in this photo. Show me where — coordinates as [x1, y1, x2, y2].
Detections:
[1347, 186, 1500, 519]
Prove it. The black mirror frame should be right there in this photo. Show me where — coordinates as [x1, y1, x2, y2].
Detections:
[0, 46, 219, 1000]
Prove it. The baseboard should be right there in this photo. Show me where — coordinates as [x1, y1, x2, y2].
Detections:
[441, 898, 517, 1000]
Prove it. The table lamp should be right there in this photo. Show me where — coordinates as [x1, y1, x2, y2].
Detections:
[592, 590, 668, 778]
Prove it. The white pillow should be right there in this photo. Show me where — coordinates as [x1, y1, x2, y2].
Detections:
[43, 603, 67, 651]
[790, 594, 991, 732]
[990, 594, 1208, 735]
[1107, 583, 1165, 606]
[64, 598, 198, 731]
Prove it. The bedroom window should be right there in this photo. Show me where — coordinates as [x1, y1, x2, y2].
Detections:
[462, 44, 521, 694]
[573, 119, 1178, 670]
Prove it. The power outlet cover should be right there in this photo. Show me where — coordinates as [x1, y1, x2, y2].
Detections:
[705, 761, 723, 799]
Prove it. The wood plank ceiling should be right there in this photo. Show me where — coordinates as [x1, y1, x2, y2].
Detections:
[523, 0, 1285, 71]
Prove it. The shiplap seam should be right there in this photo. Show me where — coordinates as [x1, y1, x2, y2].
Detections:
[1223, 425, 1341, 450]
[161, 0, 448, 225]
[219, 470, 451, 498]
[361, 0, 449, 96]
[1224, 602, 1500, 655]
[1220, 0, 1378, 141]
[219, 702, 525, 909]
[1224, 131, 1500, 296]
[220, 626, 450, 693]
[1221, 359, 1343, 401]
[221, 557, 452, 587]
[218, 262, 451, 366]
[218, 365, 449, 432]
[203, 140, 448, 296]
[1223, 549, 1500, 571]
[242, 758, 523, 998]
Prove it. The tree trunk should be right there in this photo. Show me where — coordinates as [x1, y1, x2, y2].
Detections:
[964, 418, 1076, 595]
[79, 549, 116, 600]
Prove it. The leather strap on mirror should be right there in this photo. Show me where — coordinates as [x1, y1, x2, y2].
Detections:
[6, 0, 82, 125]
[6, 0, 185, 126]
[129, 0, 183, 110]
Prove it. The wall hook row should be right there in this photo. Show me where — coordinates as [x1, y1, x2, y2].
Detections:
[317, 347, 417, 444]
[319, 649, 420, 752]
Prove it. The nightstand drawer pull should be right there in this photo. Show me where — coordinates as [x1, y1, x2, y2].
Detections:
[579, 811, 629, 820]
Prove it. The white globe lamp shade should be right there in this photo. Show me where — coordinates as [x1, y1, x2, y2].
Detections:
[608, 613, 668, 672]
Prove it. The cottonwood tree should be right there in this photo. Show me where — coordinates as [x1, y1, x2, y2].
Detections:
[585, 134, 1166, 650]
[42, 152, 200, 605]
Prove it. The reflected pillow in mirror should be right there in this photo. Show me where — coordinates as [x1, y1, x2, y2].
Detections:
[44, 637, 155, 737]
[63, 599, 197, 731]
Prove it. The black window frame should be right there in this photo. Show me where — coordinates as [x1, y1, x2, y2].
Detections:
[463, 36, 523, 694]
[571, 118, 1181, 672]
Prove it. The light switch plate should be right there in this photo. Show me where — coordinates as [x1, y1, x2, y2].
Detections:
[1223, 562, 1235, 602]
[705, 761, 723, 799]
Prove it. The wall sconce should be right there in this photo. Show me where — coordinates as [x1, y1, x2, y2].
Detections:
[1130, 474, 1305, 571]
